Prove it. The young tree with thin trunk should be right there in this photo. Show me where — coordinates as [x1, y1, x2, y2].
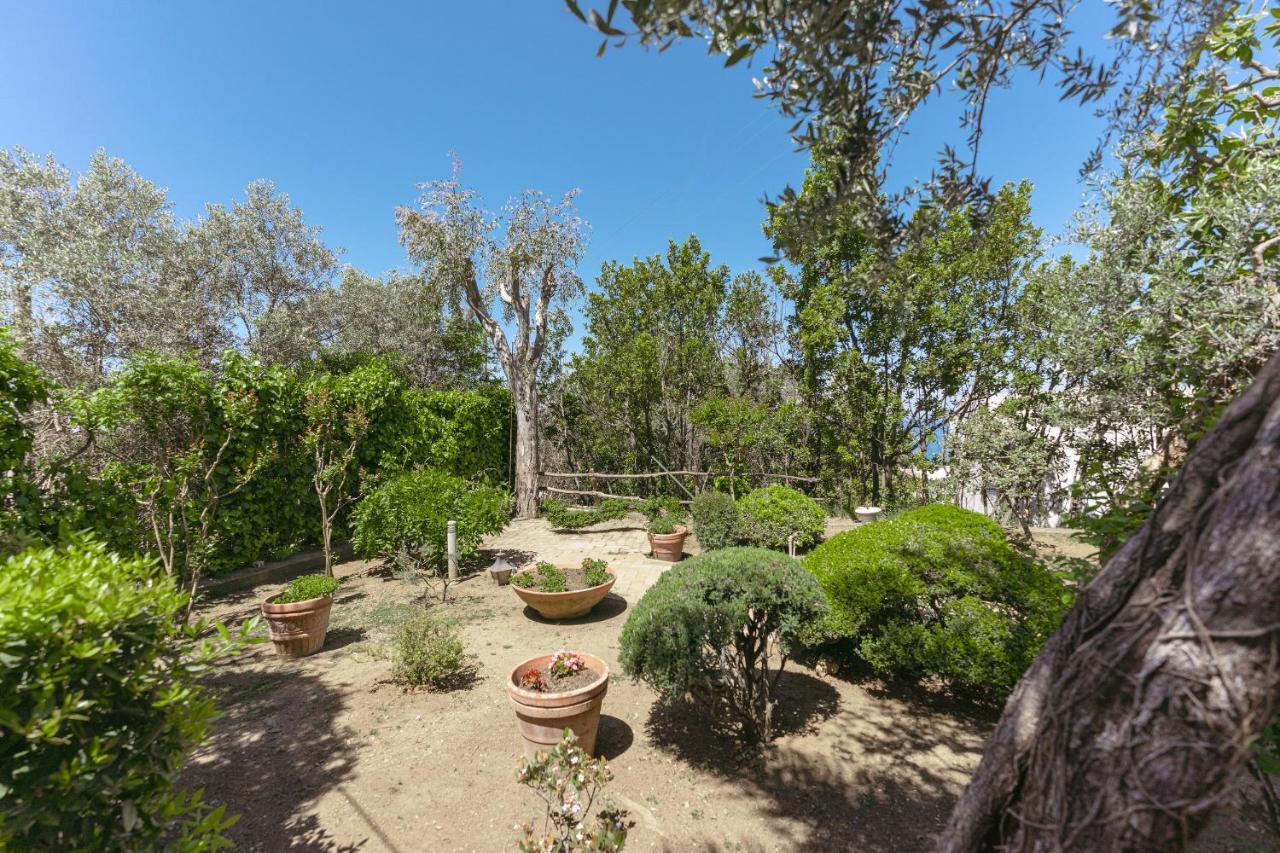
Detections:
[302, 381, 369, 577]
[396, 163, 586, 517]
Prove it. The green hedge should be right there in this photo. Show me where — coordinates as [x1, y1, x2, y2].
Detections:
[0, 539, 247, 849]
[24, 352, 511, 575]
[804, 503, 1069, 697]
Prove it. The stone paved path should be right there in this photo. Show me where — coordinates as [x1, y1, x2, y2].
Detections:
[480, 512, 683, 600]
[481, 512, 862, 601]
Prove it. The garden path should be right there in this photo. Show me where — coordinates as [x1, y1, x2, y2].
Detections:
[479, 512, 864, 601]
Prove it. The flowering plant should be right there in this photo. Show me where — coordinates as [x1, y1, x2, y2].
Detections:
[548, 650, 587, 680]
[520, 669, 549, 692]
[516, 729, 632, 852]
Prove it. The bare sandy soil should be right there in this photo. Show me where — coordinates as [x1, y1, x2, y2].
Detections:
[182, 528, 1273, 852]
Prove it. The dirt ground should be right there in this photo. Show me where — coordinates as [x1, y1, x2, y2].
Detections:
[182, 527, 1274, 852]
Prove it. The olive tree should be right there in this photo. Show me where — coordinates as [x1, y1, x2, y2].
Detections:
[396, 163, 586, 516]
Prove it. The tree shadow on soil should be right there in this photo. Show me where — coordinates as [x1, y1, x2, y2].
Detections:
[649, 672, 987, 852]
[182, 665, 361, 851]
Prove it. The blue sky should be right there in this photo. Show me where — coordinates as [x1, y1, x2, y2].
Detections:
[3, 1, 1111, 339]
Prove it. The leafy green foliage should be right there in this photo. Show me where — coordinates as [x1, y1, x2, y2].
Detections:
[647, 514, 681, 535]
[619, 547, 828, 743]
[350, 469, 510, 574]
[690, 490, 739, 551]
[541, 497, 632, 530]
[0, 538, 254, 849]
[511, 562, 570, 592]
[390, 611, 472, 690]
[736, 485, 826, 551]
[516, 729, 632, 852]
[0, 327, 47, 550]
[582, 558, 611, 587]
[804, 504, 1069, 698]
[273, 574, 340, 604]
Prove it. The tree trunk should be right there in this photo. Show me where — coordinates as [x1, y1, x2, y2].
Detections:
[941, 350, 1280, 852]
[513, 371, 540, 518]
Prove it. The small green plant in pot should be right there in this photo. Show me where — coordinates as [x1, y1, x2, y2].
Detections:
[511, 559, 616, 620]
[261, 574, 341, 659]
[642, 496, 688, 562]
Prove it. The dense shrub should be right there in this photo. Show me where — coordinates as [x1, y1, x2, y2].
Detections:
[0, 539, 249, 849]
[390, 611, 471, 689]
[690, 490, 738, 551]
[736, 485, 826, 551]
[351, 468, 510, 571]
[541, 497, 632, 530]
[274, 574, 340, 604]
[619, 547, 828, 743]
[804, 503, 1070, 697]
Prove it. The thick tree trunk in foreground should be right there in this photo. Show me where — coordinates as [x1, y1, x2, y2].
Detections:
[942, 349, 1280, 852]
[513, 372, 540, 519]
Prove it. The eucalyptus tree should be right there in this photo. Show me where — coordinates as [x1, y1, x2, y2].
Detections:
[396, 165, 586, 517]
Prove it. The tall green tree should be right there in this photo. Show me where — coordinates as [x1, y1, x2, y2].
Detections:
[768, 170, 1041, 509]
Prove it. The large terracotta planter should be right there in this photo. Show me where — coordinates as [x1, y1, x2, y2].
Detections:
[648, 525, 687, 562]
[261, 595, 333, 659]
[508, 653, 610, 758]
[512, 570, 616, 620]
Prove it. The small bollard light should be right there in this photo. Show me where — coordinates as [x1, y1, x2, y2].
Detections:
[488, 554, 514, 585]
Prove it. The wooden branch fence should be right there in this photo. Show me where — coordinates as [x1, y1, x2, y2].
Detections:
[538, 469, 818, 504]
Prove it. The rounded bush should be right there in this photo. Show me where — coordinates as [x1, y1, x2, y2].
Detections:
[391, 611, 470, 689]
[690, 490, 738, 551]
[804, 503, 1069, 697]
[0, 539, 241, 848]
[619, 547, 828, 743]
[351, 468, 509, 569]
[736, 485, 826, 551]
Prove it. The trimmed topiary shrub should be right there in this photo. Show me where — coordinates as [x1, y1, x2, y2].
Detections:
[0, 538, 251, 849]
[541, 497, 632, 530]
[690, 490, 738, 551]
[351, 468, 510, 571]
[619, 547, 828, 744]
[804, 503, 1070, 698]
[390, 611, 472, 690]
[736, 485, 826, 551]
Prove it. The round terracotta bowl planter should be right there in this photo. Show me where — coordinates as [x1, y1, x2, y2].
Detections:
[511, 570, 616, 620]
[648, 525, 688, 562]
[508, 653, 610, 758]
[261, 595, 333, 659]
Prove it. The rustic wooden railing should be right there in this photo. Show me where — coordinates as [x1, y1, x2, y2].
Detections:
[538, 469, 817, 503]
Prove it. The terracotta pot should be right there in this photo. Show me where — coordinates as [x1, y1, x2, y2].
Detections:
[508, 653, 610, 758]
[261, 595, 333, 659]
[512, 570, 615, 620]
[648, 525, 687, 562]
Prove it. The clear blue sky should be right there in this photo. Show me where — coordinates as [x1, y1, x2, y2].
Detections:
[2, 1, 1110, 336]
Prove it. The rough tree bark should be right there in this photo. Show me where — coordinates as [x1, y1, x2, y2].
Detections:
[941, 349, 1280, 851]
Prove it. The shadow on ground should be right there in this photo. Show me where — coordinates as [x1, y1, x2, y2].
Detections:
[520, 591, 629, 625]
[182, 664, 362, 852]
[648, 671, 987, 852]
